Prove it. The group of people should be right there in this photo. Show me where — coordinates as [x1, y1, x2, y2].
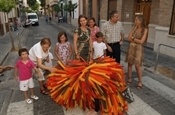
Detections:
[74, 10, 148, 90]
[0, 10, 148, 114]
[45, 15, 52, 23]
[9, 18, 18, 31]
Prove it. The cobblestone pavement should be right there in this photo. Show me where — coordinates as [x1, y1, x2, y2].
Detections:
[0, 17, 175, 115]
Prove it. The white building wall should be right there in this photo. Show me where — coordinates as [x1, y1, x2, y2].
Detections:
[71, 0, 79, 27]
[23, 0, 28, 7]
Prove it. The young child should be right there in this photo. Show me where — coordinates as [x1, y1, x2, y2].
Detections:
[14, 48, 41, 104]
[54, 31, 72, 65]
[93, 32, 107, 59]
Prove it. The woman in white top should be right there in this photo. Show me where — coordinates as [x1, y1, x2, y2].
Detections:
[29, 37, 54, 94]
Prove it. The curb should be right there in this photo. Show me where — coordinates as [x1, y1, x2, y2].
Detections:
[0, 52, 10, 65]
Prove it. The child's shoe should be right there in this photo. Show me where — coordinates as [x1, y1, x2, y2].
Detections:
[31, 95, 39, 100]
[26, 98, 32, 104]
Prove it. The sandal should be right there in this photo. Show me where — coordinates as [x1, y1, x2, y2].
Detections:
[137, 81, 142, 89]
[26, 98, 32, 104]
[40, 89, 49, 95]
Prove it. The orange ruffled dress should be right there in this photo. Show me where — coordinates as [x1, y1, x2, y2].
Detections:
[46, 57, 128, 115]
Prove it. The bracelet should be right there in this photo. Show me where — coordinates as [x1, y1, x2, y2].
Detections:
[132, 36, 135, 40]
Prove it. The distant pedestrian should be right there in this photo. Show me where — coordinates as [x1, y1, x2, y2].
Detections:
[54, 31, 72, 65]
[49, 16, 52, 23]
[101, 10, 124, 63]
[14, 18, 18, 31]
[93, 32, 107, 59]
[88, 17, 100, 42]
[29, 37, 55, 95]
[125, 15, 148, 89]
[14, 48, 41, 104]
[45, 15, 48, 23]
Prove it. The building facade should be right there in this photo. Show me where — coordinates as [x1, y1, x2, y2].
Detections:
[0, 0, 28, 36]
[45, 0, 80, 25]
[83, 0, 175, 57]
[0, 9, 17, 36]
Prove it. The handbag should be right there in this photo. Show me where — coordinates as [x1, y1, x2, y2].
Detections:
[122, 87, 135, 103]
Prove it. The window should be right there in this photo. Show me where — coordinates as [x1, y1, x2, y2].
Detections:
[170, 1, 175, 35]
[28, 15, 37, 19]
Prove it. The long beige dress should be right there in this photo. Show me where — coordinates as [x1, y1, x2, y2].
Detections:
[125, 28, 145, 65]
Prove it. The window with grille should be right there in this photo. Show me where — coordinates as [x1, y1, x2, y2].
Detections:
[170, 1, 175, 35]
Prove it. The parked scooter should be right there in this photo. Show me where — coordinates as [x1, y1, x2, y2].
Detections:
[23, 19, 32, 28]
[58, 16, 63, 23]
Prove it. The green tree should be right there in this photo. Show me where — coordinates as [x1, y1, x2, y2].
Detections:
[0, 0, 16, 50]
[39, 0, 46, 15]
[64, 1, 78, 23]
[31, 1, 40, 11]
[21, 6, 32, 13]
[27, 0, 37, 8]
[53, 4, 62, 14]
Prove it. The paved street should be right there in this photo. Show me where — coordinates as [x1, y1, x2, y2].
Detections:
[0, 17, 175, 115]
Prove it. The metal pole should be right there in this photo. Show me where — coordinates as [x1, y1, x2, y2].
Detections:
[154, 44, 175, 71]
[154, 44, 161, 71]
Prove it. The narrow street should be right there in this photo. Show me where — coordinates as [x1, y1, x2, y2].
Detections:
[0, 17, 175, 115]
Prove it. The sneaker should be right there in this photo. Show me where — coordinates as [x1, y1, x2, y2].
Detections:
[31, 95, 39, 100]
[26, 98, 32, 104]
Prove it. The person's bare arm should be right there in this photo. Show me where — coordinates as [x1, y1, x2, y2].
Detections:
[73, 33, 80, 59]
[0, 65, 14, 73]
[89, 36, 93, 60]
[54, 44, 60, 60]
[14, 68, 18, 80]
[120, 32, 124, 44]
[128, 27, 136, 42]
[103, 38, 112, 53]
[68, 43, 72, 59]
[101, 24, 113, 53]
[103, 49, 106, 57]
[133, 28, 148, 44]
[36, 58, 52, 71]
[33, 67, 42, 77]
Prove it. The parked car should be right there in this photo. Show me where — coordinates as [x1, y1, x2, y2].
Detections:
[27, 13, 39, 26]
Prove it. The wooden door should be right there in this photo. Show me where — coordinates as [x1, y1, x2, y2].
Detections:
[108, 0, 117, 19]
[135, 0, 151, 26]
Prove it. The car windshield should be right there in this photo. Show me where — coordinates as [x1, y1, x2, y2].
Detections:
[28, 15, 37, 19]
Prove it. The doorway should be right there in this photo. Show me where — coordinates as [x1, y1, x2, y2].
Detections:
[107, 0, 117, 20]
[135, 0, 151, 26]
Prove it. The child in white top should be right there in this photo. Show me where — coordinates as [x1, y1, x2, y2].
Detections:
[93, 32, 107, 59]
